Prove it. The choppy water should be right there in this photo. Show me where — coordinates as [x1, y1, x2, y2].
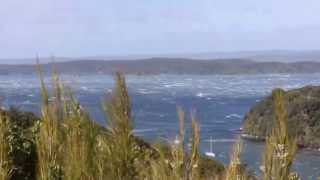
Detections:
[0, 73, 319, 179]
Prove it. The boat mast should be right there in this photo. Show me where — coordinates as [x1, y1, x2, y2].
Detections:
[210, 136, 213, 152]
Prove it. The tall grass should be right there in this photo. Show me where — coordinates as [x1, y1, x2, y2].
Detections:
[35, 68, 64, 180]
[189, 112, 200, 180]
[36, 66, 102, 180]
[102, 72, 139, 179]
[262, 89, 298, 180]
[224, 139, 245, 180]
[62, 92, 100, 180]
[0, 112, 11, 180]
[145, 108, 201, 180]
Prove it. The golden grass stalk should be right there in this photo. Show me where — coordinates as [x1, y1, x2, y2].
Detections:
[224, 138, 247, 180]
[188, 111, 200, 180]
[37, 64, 102, 180]
[262, 89, 297, 180]
[141, 108, 201, 180]
[0, 112, 11, 180]
[35, 65, 64, 180]
[102, 72, 138, 179]
[170, 107, 185, 179]
[147, 108, 201, 180]
[146, 141, 176, 180]
[62, 91, 100, 180]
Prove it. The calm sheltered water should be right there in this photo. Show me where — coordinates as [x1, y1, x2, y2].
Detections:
[0, 73, 320, 179]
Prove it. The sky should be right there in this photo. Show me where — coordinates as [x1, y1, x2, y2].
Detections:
[1, 0, 320, 63]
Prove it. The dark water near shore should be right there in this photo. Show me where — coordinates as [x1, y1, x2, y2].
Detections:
[0, 74, 319, 179]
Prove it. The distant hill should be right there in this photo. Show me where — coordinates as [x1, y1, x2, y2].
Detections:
[1, 58, 320, 75]
[184, 50, 320, 62]
[3, 50, 320, 64]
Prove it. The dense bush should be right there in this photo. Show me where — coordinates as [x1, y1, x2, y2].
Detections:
[243, 86, 320, 149]
[0, 108, 38, 180]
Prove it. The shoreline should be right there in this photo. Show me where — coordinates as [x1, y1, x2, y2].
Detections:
[241, 133, 320, 153]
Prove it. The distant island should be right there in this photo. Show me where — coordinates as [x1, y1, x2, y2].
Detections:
[2, 58, 320, 75]
[242, 86, 320, 150]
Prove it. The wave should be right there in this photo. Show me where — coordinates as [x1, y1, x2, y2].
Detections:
[203, 138, 237, 143]
[133, 128, 157, 133]
[196, 92, 211, 98]
[21, 100, 36, 105]
[225, 113, 243, 119]
[138, 88, 156, 94]
[80, 86, 89, 91]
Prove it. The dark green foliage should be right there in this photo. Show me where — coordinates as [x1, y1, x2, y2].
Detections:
[198, 155, 225, 179]
[1, 107, 39, 180]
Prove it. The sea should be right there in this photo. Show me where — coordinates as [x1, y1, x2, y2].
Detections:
[0, 73, 319, 179]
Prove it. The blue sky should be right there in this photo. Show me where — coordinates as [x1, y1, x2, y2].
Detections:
[1, 0, 320, 63]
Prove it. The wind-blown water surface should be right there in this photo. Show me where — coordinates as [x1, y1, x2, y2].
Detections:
[0, 73, 319, 179]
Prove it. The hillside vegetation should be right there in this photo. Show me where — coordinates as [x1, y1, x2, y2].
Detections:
[243, 86, 320, 150]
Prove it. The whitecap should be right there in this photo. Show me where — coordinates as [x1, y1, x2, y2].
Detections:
[163, 83, 178, 88]
[196, 92, 210, 98]
[133, 128, 157, 133]
[196, 92, 204, 97]
[225, 114, 243, 119]
[213, 120, 226, 124]
[203, 139, 237, 143]
[21, 100, 36, 105]
[138, 89, 154, 94]
[80, 86, 89, 91]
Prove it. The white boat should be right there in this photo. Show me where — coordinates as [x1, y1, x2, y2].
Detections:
[205, 136, 216, 158]
[174, 135, 180, 145]
[205, 152, 216, 157]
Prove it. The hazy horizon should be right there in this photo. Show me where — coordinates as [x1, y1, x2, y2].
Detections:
[1, 0, 320, 63]
[3, 49, 320, 65]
